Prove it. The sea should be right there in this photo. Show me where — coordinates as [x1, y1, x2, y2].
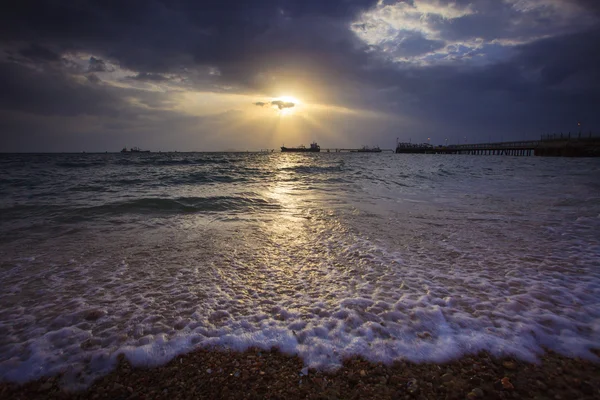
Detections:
[1, 152, 599, 389]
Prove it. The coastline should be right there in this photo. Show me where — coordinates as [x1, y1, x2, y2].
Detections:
[1, 348, 599, 399]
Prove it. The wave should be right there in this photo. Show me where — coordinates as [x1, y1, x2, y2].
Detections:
[0, 196, 279, 223]
[0, 204, 64, 220]
[67, 185, 116, 192]
[280, 165, 343, 174]
[55, 161, 107, 168]
[168, 172, 247, 185]
[76, 196, 280, 216]
[114, 158, 240, 167]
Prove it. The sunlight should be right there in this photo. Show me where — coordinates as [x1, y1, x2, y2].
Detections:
[276, 96, 301, 104]
[272, 96, 301, 117]
[279, 107, 295, 116]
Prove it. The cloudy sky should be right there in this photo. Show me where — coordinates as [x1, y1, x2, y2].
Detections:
[1, 0, 599, 152]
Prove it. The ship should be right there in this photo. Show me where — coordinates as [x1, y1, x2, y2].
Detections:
[352, 145, 382, 153]
[121, 147, 151, 153]
[281, 142, 320, 152]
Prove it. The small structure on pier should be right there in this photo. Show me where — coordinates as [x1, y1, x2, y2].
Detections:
[395, 143, 435, 154]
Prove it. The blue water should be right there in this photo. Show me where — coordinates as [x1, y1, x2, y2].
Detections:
[1, 152, 599, 389]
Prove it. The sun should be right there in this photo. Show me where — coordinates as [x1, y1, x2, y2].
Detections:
[277, 96, 300, 104]
[272, 96, 301, 116]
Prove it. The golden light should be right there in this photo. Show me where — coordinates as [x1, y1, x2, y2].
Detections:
[272, 96, 301, 116]
[277, 96, 301, 104]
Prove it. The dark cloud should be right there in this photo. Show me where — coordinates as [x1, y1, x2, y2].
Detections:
[18, 43, 60, 62]
[255, 100, 295, 110]
[272, 101, 295, 110]
[88, 56, 113, 72]
[128, 72, 170, 81]
[86, 73, 101, 84]
[386, 31, 446, 58]
[574, 0, 600, 15]
[0, 62, 121, 117]
[0, 0, 599, 150]
[371, 28, 600, 139]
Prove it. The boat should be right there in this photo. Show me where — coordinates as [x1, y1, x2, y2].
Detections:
[281, 142, 320, 152]
[121, 147, 151, 153]
[352, 146, 382, 153]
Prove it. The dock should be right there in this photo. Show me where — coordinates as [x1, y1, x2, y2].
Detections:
[321, 148, 395, 153]
[396, 133, 600, 157]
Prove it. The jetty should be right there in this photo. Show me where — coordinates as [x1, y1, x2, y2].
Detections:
[321, 148, 394, 153]
[396, 133, 600, 157]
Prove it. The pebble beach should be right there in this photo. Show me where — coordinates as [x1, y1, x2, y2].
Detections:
[2, 154, 599, 398]
[2, 348, 600, 399]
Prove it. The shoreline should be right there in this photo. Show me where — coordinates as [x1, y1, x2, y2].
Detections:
[1, 348, 599, 399]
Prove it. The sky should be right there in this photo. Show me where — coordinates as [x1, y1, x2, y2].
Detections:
[1, 0, 599, 152]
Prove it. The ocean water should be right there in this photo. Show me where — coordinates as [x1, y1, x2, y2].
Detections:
[1, 152, 599, 388]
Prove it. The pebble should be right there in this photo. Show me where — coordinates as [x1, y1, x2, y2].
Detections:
[441, 373, 453, 382]
[469, 376, 482, 386]
[536, 380, 548, 391]
[581, 382, 594, 395]
[499, 377, 514, 390]
[407, 378, 419, 395]
[472, 387, 484, 397]
[38, 382, 52, 392]
[503, 361, 517, 370]
[206, 369, 212, 374]
[389, 375, 403, 386]
[360, 370, 366, 377]
[493, 379, 501, 390]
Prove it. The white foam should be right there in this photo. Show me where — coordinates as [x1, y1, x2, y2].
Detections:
[1, 160, 600, 390]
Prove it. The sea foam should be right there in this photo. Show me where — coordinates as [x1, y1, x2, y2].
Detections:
[1, 153, 599, 390]
[1, 209, 599, 390]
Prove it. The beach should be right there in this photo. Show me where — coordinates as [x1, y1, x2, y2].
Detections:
[2, 348, 600, 399]
[1, 152, 599, 396]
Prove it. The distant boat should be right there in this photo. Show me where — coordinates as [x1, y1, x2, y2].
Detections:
[121, 147, 150, 153]
[351, 146, 382, 153]
[281, 142, 321, 153]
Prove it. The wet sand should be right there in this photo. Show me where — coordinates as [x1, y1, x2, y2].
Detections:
[2, 348, 599, 399]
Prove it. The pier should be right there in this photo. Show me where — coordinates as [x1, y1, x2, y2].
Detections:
[396, 133, 600, 157]
[322, 148, 395, 153]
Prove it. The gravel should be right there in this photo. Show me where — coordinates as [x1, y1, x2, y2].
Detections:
[1, 349, 599, 399]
